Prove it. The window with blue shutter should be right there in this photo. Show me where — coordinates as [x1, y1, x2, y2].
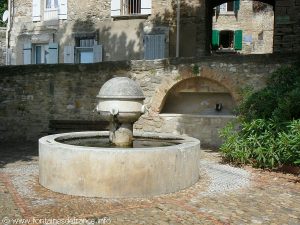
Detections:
[23, 43, 32, 65]
[144, 34, 165, 60]
[93, 45, 103, 63]
[64, 46, 75, 63]
[48, 43, 59, 64]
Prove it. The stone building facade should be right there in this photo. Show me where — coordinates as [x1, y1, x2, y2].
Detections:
[212, 0, 274, 54]
[0, 27, 6, 65]
[7, 0, 177, 65]
[4, 0, 300, 65]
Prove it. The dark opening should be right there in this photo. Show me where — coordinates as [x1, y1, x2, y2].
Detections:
[220, 30, 234, 48]
[227, 2, 234, 11]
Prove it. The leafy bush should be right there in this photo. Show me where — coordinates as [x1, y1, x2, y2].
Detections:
[220, 119, 300, 168]
[238, 66, 300, 122]
[220, 65, 300, 169]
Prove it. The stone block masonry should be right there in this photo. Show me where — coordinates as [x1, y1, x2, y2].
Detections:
[0, 54, 298, 146]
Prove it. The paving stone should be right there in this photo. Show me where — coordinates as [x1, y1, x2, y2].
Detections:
[0, 142, 299, 225]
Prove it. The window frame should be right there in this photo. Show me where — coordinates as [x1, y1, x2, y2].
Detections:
[219, 2, 235, 15]
[33, 44, 48, 64]
[75, 37, 96, 64]
[45, 0, 58, 10]
[44, 0, 59, 21]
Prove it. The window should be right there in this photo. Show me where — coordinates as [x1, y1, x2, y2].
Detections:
[44, 0, 59, 21]
[111, 0, 151, 16]
[23, 42, 58, 65]
[219, 1, 240, 13]
[34, 44, 48, 64]
[32, 0, 68, 21]
[144, 34, 165, 60]
[219, 30, 234, 48]
[211, 30, 242, 51]
[220, 2, 234, 13]
[123, 0, 141, 15]
[75, 38, 95, 64]
[63, 37, 103, 64]
[46, 0, 58, 9]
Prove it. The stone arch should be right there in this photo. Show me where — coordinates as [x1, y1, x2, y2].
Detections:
[150, 66, 240, 114]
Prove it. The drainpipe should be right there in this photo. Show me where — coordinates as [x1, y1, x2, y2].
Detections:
[176, 0, 180, 58]
[6, 0, 12, 65]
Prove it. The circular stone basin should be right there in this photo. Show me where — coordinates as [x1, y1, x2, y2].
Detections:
[39, 132, 200, 198]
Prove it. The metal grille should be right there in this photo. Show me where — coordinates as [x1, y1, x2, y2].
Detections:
[79, 39, 95, 47]
[123, 0, 141, 15]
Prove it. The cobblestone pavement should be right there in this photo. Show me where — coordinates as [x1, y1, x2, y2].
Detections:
[0, 142, 299, 225]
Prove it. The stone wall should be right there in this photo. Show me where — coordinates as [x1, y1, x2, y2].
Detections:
[0, 54, 298, 146]
[0, 27, 6, 65]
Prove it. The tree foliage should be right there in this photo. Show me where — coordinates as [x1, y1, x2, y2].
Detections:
[0, 0, 8, 27]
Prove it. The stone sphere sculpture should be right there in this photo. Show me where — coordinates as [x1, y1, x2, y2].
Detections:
[96, 77, 146, 147]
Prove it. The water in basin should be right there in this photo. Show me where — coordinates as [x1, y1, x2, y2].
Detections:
[56, 136, 182, 148]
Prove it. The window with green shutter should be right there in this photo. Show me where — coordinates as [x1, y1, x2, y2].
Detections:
[234, 0, 240, 12]
[234, 30, 243, 50]
[212, 30, 220, 50]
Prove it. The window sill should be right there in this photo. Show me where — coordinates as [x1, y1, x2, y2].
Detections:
[219, 12, 235, 16]
[112, 14, 150, 20]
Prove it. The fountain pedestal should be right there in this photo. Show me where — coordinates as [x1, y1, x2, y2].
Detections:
[96, 77, 146, 147]
[110, 123, 133, 147]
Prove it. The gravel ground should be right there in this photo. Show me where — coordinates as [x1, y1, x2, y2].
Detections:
[197, 160, 250, 197]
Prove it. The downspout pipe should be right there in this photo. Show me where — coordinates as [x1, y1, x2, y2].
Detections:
[176, 0, 180, 58]
[6, 0, 12, 65]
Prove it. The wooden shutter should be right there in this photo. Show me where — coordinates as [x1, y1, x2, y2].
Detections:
[141, 0, 152, 15]
[216, 6, 220, 17]
[48, 43, 59, 64]
[234, 30, 243, 50]
[212, 30, 220, 50]
[219, 3, 227, 13]
[111, 0, 121, 16]
[64, 46, 74, 63]
[144, 34, 165, 60]
[93, 45, 103, 63]
[58, 0, 68, 20]
[32, 0, 41, 22]
[234, 0, 240, 12]
[23, 43, 32, 65]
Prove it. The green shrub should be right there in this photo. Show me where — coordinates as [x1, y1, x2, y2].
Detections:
[238, 66, 300, 122]
[220, 65, 300, 169]
[220, 119, 300, 168]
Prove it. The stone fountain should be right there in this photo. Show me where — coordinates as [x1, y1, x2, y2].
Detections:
[39, 77, 200, 198]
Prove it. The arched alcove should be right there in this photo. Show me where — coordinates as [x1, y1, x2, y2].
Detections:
[161, 77, 235, 116]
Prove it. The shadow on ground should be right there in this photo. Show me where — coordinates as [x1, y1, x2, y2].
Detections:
[0, 142, 38, 168]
